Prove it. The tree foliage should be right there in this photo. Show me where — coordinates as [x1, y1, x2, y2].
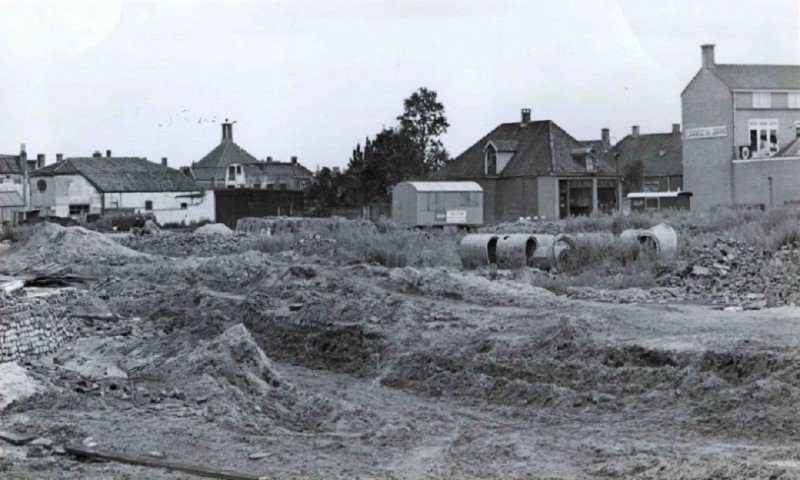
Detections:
[397, 87, 451, 173]
[621, 160, 644, 194]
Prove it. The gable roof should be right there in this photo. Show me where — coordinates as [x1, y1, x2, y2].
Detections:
[435, 120, 618, 180]
[246, 161, 313, 178]
[605, 132, 682, 177]
[190, 137, 261, 182]
[32, 157, 200, 192]
[0, 156, 21, 175]
[710, 64, 800, 90]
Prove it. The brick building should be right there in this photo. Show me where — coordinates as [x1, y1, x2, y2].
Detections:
[682, 44, 800, 210]
[607, 124, 683, 193]
[434, 109, 622, 223]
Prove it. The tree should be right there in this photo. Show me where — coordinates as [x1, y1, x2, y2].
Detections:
[397, 87, 451, 174]
[621, 160, 644, 195]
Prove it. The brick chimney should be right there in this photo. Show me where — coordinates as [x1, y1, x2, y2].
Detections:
[56, 153, 64, 163]
[672, 123, 681, 134]
[632, 125, 640, 138]
[221, 121, 233, 142]
[291, 156, 297, 164]
[601, 128, 610, 147]
[36, 154, 45, 169]
[106, 149, 112, 158]
[161, 157, 168, 166]
[521, 108, 531, 125]
[701, 44, 715, 68]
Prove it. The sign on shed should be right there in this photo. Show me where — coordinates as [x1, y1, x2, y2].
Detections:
[446, 210, 467, 224]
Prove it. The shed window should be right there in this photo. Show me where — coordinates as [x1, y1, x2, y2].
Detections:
[145, 200, 153, 211]
[459, 192, 479, 207]
[753, 92, 771, 109]
[69, 204, 90, 215]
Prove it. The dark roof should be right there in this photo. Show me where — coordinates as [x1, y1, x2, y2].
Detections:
[32, 157, 200, 192]
[710, 64, 800, 90]
[487, 140, 519, 152]
[605, 132, 682, 177]
[0, 156, 21, 175]
[775, 137, 800, 158]
[246, 161, 313, 178]
[436, 120, 618, 179]
[191, 139, 261, 182]
[579, 140, 608, 153]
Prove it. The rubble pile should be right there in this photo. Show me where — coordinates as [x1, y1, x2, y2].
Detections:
[117, 231, 252, 257]
[660, 238, 800, 308]
[0, 288, 82, 362]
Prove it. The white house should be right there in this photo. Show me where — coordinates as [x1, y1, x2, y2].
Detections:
[29, 153, 215, 225]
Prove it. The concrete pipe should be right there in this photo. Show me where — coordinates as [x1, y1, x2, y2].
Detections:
[530, 234, 555, 269]
[495, 234, 537, 269]
[459, 234, 499, 269]
[638, 223, 678, 262]
[548, 233, 578, 272]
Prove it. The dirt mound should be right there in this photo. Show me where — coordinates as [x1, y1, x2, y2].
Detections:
[193, 223, 233, 236]
[1, 223, 147, 271]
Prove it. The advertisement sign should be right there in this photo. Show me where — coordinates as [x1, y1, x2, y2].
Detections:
[446, 210, 467, 224]
[684, 126, 727, 140]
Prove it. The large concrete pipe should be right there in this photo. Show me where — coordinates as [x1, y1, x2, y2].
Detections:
[459, 234, 499, 269]
[548, 233, 577, 272]
[495, 234, 537, 269]
[530, 234, 555, 269]
[638, 223, 678, 262]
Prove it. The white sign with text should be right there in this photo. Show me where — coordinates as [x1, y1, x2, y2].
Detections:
[684, 125, 727, 140]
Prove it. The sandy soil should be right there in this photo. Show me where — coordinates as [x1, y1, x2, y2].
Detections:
[1, 226, 799, 479]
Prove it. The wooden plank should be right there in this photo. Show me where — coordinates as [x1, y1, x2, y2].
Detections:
[64, 445, 266, 480]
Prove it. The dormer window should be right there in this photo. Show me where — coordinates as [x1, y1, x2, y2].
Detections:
[486, 145, 497, 176]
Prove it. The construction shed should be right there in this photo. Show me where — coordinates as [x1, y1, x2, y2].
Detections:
[392, 181, 483, 228]
[628, 191, 692, 212]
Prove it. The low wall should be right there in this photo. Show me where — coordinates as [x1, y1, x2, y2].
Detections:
[0, 288, 81, 363]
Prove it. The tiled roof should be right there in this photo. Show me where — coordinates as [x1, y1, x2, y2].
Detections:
[0, 191, 24, 207]
[248, 161, 313, 178]
[710, 64, 800, 90]
[191, 139, 260, 182]
[435, 120, 618, 180]
[487, 140, 519, 152]
[32, 157, 200, 192]
[604, 132, 682, 177]
[0, 156, 21, 175]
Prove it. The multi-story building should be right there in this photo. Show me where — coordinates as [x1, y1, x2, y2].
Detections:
[682, 44, 800, 210]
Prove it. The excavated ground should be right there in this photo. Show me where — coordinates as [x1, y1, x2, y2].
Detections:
[1, 226, 800, 479]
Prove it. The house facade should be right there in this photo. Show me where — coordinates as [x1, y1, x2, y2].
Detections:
[185, 122, 312, 191]
[0, 146, 46, 224]
[435, 109, 622, 223]
[29, 152, 215, 225]
[682, 44, 800, 210]
[607, 124, 683, 193]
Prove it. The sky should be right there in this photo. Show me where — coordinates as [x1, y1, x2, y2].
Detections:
[0, 0, 798, 171]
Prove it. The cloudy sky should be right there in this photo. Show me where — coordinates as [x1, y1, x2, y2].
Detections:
[0, 0, 798, 170]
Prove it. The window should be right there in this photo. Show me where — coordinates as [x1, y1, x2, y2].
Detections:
[180, 202, 188, 210]
[145, 200, 153, 211]
[748, 119, 779, 158]
[645, 198, 659, 210]
[753, 92, 771, 109]
[69, 204, 90, 216]
[279, 183, 287, 191]
[789, 93, 800, 109]
[266, 184, 274, 190]
[252, 183, 261, 189]
[459, 192, 479, 207]
[236, 165, 242, 174]
[36, 179, 47, 192]
[485, 145, 497, 176]
[228, 165, 236, 177]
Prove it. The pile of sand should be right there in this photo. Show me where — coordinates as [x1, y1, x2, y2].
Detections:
[0, 362, 44, 411]
[193, 223, 233, 236]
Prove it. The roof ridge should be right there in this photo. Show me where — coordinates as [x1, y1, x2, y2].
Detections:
[716, 63, 800, 68]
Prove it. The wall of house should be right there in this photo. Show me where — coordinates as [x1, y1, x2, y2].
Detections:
[103, 190, 215, 225]
[0, 173, 24, 197]
[682, 69, 735, 211]
[29, 174, 101, 217]
[733, 96, 800, 156]
[732, 158, 800, 207]
[537, 176, 558, 220]
[493, 177, 539, 223]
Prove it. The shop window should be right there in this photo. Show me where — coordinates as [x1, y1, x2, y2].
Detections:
[753, 92, 771, 109]
[145, 200, 153, 211]
[748, 119, 779, 158]
[789, 93, 800, 109]
[69, 204, 90, 215]
[485, 145, 497, 176]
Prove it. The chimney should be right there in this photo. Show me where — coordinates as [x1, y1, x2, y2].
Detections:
[93, 151, 102, 158]
[56, 153, 64, 163]
[266, 156, 273, 163]
[701, 44, 715, 68]
[601, 128, 610, 147]
[221, 121, 233, 142]
[106, 149, 112, 158]
[161, 157, 168, 166]
[672, 123, 681, 134]
[291, 156, 297, 164]
[36, 154, 45, 169]
[521, 108, 531, 125]
[20, 143, 26, 155]
[632, 125, 640, 138]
